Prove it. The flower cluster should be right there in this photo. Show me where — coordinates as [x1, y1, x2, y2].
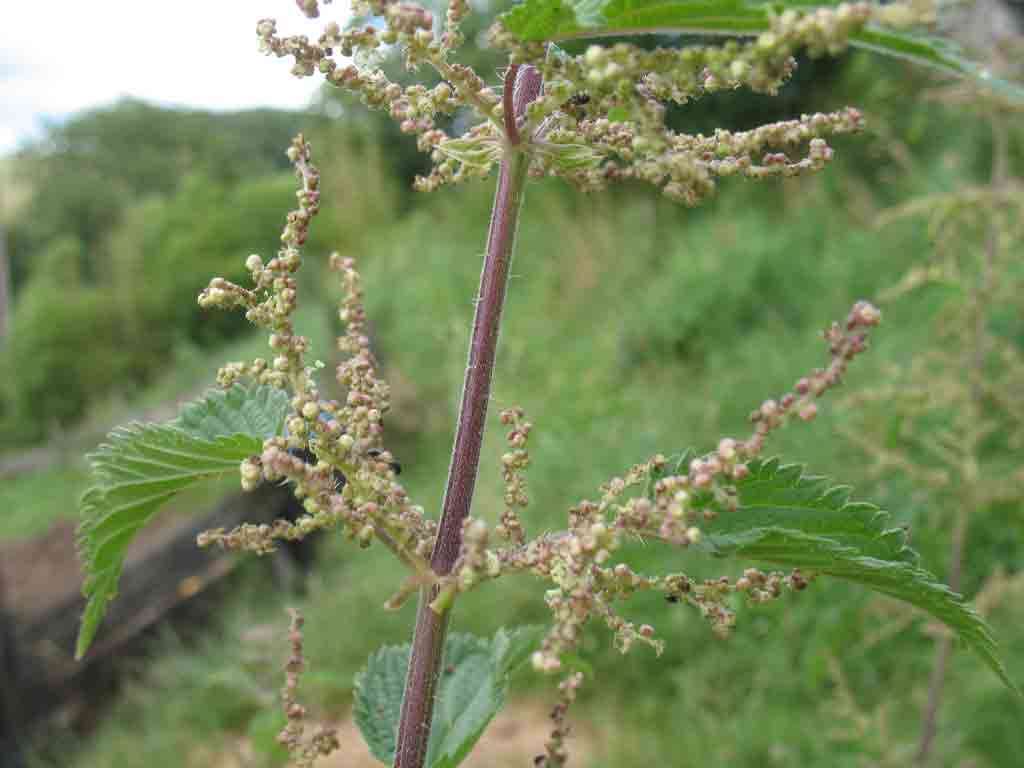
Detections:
[250, 1, 940, 203]
[498, 406, 531, 544]
[536, 671, 584, 768]
[334, 300, 878, 677]
[192, 2, 918, 762]
[192, 120, 885, 764]
[277, 609, 340, 768]
[200, 134, 321, 395]
[486, 301, 880, 672]
[498, 12, 877, 201]
[197, 140, 436, 588]
[256, 0, 505, 193]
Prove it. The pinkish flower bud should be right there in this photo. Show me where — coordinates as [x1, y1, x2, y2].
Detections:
[851, 301, 881, 327]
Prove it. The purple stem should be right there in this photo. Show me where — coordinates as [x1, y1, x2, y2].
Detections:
[392, 65, 542, 768]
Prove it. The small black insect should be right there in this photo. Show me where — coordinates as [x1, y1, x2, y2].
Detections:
[367, 448, 403, 475]
[559, 91, 591, 117]
[665, 594, 681, 604]
[289, 447, 347, 491]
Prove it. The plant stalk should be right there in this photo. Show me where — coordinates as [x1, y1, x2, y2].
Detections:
[915, 112, 1007, 767]
[392, 65, 541, 768]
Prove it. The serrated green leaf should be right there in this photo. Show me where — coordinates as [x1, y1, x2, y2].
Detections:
[175, 383, 290, 442]
[848, 27, 1024, 102]
[353, 644, 409, 764]
[353, 626, 543, 768]
[501, 0, 768, 40]
[696, 458, 916, 563]
[75, 385, 287, 659]
[498, 0, 1024, 100]
[429, 626, 544, 768]
[426, 634, 497, 768]
[673, 457, 1018, 693]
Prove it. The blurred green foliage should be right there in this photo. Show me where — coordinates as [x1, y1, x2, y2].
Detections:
[2, 237, 135, 441]
[0, 464, 91, 540]
[3, 35, 1022, 768]
[7, 100, 327, 279]
[0, 102, 397, 446]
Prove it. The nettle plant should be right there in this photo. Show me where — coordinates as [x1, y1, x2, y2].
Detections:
[836, 79, 1024, 764]
[76, 2, 1021, 767]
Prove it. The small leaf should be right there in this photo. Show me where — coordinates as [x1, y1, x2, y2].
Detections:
[353, 626, 543, 768]
[75, 385, 287, 659]
[669, 457, 1018, 694]
[175, 383, 290, 441]
[498, 0, 1024, 100]
[437, 137, 503, 169]
[534, 141, 604, 171]
[426, 634, 498, 768]
[429, 626, 544, 768]
[352, 644, 409, 765]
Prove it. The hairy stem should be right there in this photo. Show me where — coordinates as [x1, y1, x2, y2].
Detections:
[503, 64, 521, 145]
[393, 65, 541, 768]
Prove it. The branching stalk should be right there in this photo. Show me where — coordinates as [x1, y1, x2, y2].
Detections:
[915, 112, 1008, 767]
[393, 65, 541, 768]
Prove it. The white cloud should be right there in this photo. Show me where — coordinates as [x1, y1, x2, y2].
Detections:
[0, 0, 343, 154]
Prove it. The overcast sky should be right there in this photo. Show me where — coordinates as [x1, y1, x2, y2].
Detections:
[0, 1, 340, 155]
